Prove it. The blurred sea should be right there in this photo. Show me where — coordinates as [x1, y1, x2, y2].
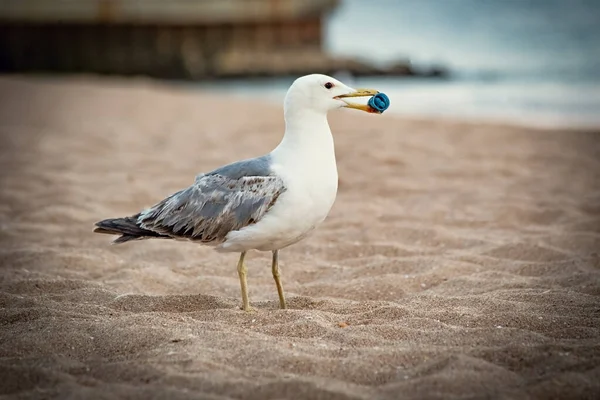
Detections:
[198, 0, 600, 128]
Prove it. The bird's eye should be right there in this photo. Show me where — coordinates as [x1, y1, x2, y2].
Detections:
[324, 82, 334, 89]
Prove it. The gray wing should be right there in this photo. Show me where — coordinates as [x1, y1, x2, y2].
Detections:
[137, 156, 285, 244]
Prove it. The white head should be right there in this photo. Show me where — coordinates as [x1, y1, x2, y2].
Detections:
[283, 74, 381, 118]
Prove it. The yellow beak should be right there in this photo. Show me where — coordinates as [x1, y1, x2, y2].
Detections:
[335, 88, 381, 113]
[336, 88, 380, 98]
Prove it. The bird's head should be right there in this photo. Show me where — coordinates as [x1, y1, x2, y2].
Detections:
[284, 74, 383, 116]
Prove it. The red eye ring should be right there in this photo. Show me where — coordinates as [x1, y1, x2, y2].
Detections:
[324, 82, 334, 89]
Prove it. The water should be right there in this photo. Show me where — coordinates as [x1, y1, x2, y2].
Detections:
[200, 0, 600, 128]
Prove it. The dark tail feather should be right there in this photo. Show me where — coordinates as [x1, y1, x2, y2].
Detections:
[94, 215, 165, 244]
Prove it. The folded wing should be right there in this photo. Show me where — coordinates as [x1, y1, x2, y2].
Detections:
[138, 173, 285, 244]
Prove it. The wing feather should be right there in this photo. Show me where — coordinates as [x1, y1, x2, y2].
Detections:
[137, 174, 285, 244]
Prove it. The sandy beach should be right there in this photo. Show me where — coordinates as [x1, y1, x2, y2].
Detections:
[0, 76, 599, 399]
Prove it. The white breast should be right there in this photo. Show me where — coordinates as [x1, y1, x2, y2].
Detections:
[219, 114, 339, 253]
[270, 146, 339, 237]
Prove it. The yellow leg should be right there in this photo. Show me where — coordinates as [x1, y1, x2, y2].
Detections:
[237, 252, 251, 311]
[272, 250, 287, 309]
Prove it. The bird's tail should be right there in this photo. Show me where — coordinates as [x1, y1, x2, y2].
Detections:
[94, 215, 165, 244]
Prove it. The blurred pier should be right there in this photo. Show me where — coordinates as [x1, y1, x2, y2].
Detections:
[0, 0, 447, 80]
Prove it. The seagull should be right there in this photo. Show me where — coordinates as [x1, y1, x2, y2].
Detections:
[94, 74, 383, 311]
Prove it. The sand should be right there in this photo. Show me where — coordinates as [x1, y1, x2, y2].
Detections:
[0, 76, 599, 400]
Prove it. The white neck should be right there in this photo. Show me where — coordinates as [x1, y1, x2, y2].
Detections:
[269, 101, 339, 224]
[272, 108, 335, 164]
